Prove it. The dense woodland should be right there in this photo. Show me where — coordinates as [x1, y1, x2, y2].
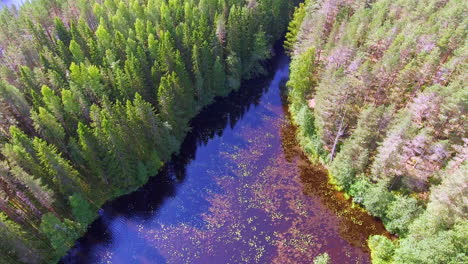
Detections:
[286, 0, 467, 263]
[0, 0, 297, 262]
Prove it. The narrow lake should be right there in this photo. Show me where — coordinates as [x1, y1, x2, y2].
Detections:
[62, 49, 388, 264]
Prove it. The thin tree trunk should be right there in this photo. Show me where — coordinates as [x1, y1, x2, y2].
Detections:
[330, 114, 345, 162]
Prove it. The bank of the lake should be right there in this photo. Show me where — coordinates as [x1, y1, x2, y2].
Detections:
[285, 1, 467, 263]
[0, 0, 300, 262]
[61, 49, 389, 264]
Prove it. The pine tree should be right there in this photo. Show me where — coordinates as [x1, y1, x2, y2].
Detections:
[0, 80, 31, 127]
[31, 107, 66, 151]
[329, 105, 393, 190]
[8, 164, 56, 216]
[192, 44, 206, 104]
[77, 122, 107, 184]
[40, 85, 67, 128]
[33, 138, 84, 197]
[226, 52, 241, 90]
[61, 89, 84, 122]
[19, 66, 40, 95]
[284, 2, 307, 53]
[39, 213, 80, 258]
[69, 193, 95, 225]
[287, 46, 316, 106]
[26, 18, 53, 51]
[213, 56, 227, 96]
[95, 19, 112, 56]
[69, 39, 85, 63]
[2, 127, 51, 188]
[54, 17, 71, 47]
[0, 212, 39, 263]
[91, 102, 139, 190]
[157, 72, 194, 139]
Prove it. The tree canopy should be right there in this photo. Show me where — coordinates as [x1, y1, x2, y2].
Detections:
[0, 0, 297, 262]
[286, 0, 467, 262]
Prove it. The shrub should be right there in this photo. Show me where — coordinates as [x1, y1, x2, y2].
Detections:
[385, 195, 423, 236]
[368, 235, 395, 264]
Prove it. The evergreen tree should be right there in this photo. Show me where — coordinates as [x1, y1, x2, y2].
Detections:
[284, 1, 306, 53]
[368, 235, 395, 264]
[329, 105, 393, 190]
[39, 213, 80, 258]
[0, 212, 39, 264]
[54, 17, 71, 47]
[69, 39, 85, 63]
[8, 164, 56, 216]
[158, 72, 194, 138]
[33, 138, 84, 197]
[213, 56, 227, 96]
[0, 0, 293, 260]
[2, 127, 51, 188]
[31, 107, 66, 151]
[69, 193, 95, 225]
[77, 122, 107, 184]
[0, 81, 31, 122]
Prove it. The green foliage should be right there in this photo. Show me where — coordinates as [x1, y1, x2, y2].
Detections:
[213, 56, 228, 96]
[330, 105, 393, 190]
[34, 138, 84, 197]
[0, 0, 296, 261]
[69, 193, 95, 225]
[287, 46, 328, 162]
[158, 72, 194, 138]
[0, 80, 30, 118]
[313, 252, 330, 264]
[385, 196, 423, 236]
[362, 181, 395, 220]
[77, 122, 107, 184]
[393, 221, 468, 264]
[291, 104, 327, 161]
[348, 177, 371, 204]
[31, 107, 66, 149]
[284, 1, 307, 53]
[368, 235, 395, 264]
[287, 0, 468, 263]
[0, 212, 38, 263]
[54, 17, 71, 47]
[69, 39, 85, 63]
[39, 213, 81, 258]
[287, 46, 315, 107]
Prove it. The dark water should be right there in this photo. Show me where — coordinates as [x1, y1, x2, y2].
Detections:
[62, 50, 388, 264]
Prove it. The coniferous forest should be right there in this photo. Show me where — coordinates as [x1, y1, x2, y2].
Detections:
[0, 0, 466, 263]
[286, 0, 466, 263]
[0, 0, 297, 262]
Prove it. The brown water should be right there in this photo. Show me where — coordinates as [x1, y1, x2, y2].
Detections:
[62, 50, 388, 264]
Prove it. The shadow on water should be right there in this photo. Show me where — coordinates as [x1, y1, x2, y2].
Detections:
[60, 45, 288, 264]
[61, 41, 389, 263]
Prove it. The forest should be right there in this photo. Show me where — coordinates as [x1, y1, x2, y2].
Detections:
[286, 0, 467, 263]
[0, 0, 297, 262]
[0, 0, 466, 263]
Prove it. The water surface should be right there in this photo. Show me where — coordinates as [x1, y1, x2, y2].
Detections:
[62, 50, 388, 263]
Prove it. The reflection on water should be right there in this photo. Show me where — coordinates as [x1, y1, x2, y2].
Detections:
[62, 50, 388, 264]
